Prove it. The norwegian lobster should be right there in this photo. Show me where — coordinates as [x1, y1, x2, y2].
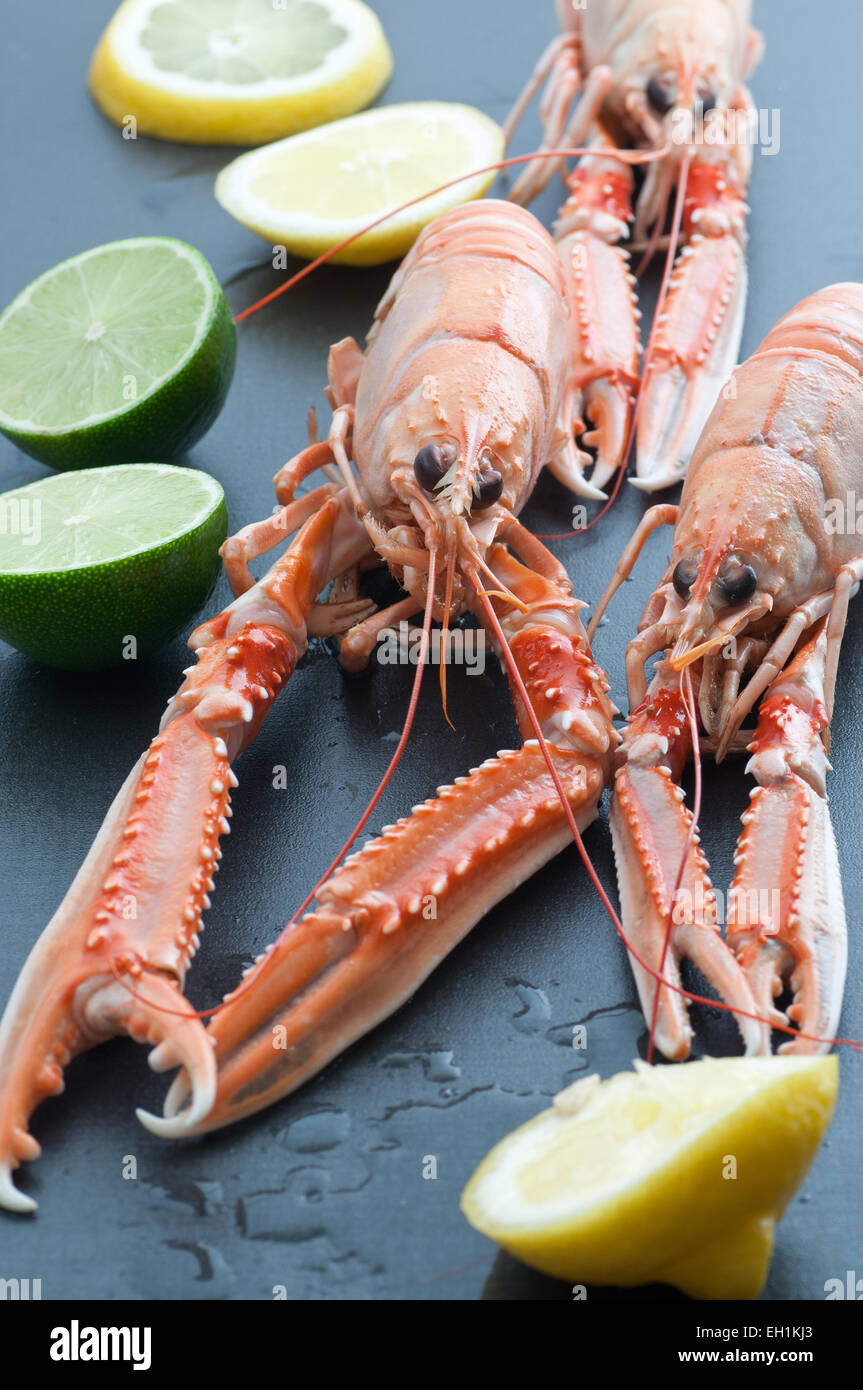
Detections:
[590, 284, 863, 1061]
[508, 0, 764, 494]
[0, 198, 630, 1211]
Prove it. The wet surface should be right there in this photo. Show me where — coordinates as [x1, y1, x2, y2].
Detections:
[1, 0, 862, 1300]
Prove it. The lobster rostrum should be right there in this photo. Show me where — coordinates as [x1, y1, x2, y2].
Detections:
[591, 284, 863, 1061]
[508, 0, 764, 495]
[0, 199, 624, 1211]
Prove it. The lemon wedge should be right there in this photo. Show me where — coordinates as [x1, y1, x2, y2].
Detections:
[214, 101, 505, 266]
[88, 0, 393, 145]
[461, 1056, 838, 1299]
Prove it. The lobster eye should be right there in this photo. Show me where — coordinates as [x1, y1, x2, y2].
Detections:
[647, 73, 677, 115]
[673, 556, 699, 600]
[696, 83, 718, 114]
[716, 557, 757, 606]
[472, 466, 503, 511]
[413, 443, 447, 493]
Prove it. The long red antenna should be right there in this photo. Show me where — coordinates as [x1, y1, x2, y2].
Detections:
[233, 144, 669, 324]
[438, 539, 457, 730]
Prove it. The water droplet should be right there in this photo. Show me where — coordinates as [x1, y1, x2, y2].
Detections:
[383, 1050, 461, 1083]
[280, 1108, 350, 1153]
[507, 981, 551, 1034]
[163, 1241, 235, 1298]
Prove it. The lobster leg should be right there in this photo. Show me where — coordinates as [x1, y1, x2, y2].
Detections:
[338, 595, 423, 673]
[587, 504, 678, 640]
[505, 25, 614, 209]
[274, 439, 339, 504]
[713, 558, 863, 761]
[221, 483, 340, 595]
[0, 493, 369, 1212]
[143, 545, 617, 1137]
[727, 621, 847, 1053]
[611, 662, 766, 1061]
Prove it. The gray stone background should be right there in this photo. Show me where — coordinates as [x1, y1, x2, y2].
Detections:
[0, 0, 860, 1300]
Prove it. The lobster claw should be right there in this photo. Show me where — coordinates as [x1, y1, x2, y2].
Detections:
[0, 616, 300, 1212]
[634, 163, 748, 492]
[143, 741, 611, 1139]
[551, 141, 640, 500]
[0, 724, 227, 1212]
[727, 623, 847, 1053]
[143, 544, 618, 1139]
[611, 673, 766, 1059]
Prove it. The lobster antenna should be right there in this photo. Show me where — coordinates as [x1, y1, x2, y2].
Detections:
[537, 149, 693, 541]
[468, 567, 863, 1054]
[633, 159, 675, 278]
[438, 539, 458, 730]
[233, 144, 670, 323]
[112, 549, 440, 1023]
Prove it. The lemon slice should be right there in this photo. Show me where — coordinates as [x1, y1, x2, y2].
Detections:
[215, 101, 505, 266]
[88, 0, 393, 145]
[461, 1056, 838, 1299]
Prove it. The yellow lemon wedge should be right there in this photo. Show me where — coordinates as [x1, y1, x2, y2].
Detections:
[88, 0, 393, 145]
[214, 101, 505, 266]
[461, 1056, 839, 1299]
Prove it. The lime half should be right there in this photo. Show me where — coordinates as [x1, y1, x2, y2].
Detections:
[0, 464, 228, 669]
[0, 238, 236, 469]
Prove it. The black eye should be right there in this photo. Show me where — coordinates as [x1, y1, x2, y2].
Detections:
[716, 557, 757, 606]
[472, 466, 503, 510]
[673, 557, 699, 600]
[414, 443, 447, 493]
[696, 85, 718, 114]
[647, 74, 677, 115]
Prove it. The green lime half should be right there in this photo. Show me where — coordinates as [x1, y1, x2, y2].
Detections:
[0, 463, 228, 669]
[0, 238, 237, 469]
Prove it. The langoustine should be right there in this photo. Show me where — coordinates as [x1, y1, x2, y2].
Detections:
[591, 284, 863, 1059]
[508, 0, 764, 492]
[0, 199, 626, 1210]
